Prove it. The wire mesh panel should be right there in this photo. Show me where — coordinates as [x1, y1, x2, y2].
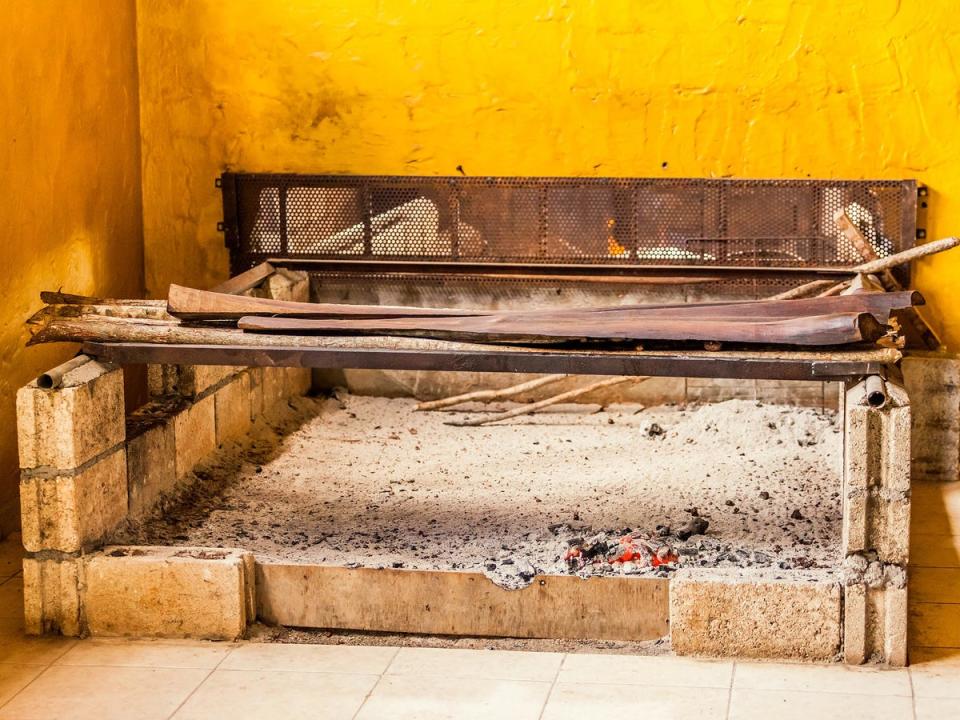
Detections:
[222, 174, 918, 290]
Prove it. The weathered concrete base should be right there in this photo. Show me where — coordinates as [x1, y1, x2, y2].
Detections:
[844, 582, 908, 666]
[840, 379, 911, 666]
[669, 568, 842, 661]
[22, 557, 82, 636]
[84, 546, 254, 640]
[20, 449, 128, 553]
[257, 562, 668, 641]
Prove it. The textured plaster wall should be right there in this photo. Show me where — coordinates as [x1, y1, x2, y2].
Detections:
[137, 0, 960, 347]
[0, 2, 144, 533]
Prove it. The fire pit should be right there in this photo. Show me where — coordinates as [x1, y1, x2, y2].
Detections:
[16, 175, 927, 666]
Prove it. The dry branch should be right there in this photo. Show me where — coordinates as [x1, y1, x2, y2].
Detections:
[445, 376, 648, 427]
[415, 374, 570, 411]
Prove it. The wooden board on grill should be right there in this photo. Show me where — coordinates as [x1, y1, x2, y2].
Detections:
[168, 283, 920, 324]
[238, 311, 886, 346]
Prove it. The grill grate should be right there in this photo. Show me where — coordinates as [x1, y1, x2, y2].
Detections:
[221, 174, 918, 291]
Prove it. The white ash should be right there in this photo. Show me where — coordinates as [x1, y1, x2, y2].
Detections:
[116, 394, 843, 589]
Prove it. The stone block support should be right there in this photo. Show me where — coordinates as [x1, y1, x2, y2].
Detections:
[22, 557, 82, 636]
[17, 357, 124, 470]
[84, 546, 255, 639]
[670, 569, 842, 661]
[841, 377, 911, 666]
[17, 357, 128, 554]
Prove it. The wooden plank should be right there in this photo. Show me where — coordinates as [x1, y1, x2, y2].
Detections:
[208, 262, 275, 295]
[910, 567, 960, 603]
[239, 312, 885, 346]
[910, 533, 960, 568]
[256, 563, 669, 641]
[911, 482, 960, 536]
[168, 283, 920, 323]
[909, 603, 960, 648]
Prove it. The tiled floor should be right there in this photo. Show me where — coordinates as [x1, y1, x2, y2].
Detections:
[2, 535, 960, 719]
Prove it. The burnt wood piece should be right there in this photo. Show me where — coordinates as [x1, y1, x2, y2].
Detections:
[237, 312, 886, 346]
[80, 341, 898, 380]
[208, 262, 275, 295]
[39, 291, 166, 307]
[168, 283, 920, 324]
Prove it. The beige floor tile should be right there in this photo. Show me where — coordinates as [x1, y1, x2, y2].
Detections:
[388, 646, 563, 682]
[0, 636, 75, 666]
[355, 674, 551, 720]
[172, 669, 377, 720]
[56, 639, 235, 669]
[735, 660, 911, 696]
[914, 696, 960, 720]
[558, 652, 733, 688]
[0, 665, 207, 720]
[542, 682, 729, 720]
[0, 665, 45, 707]
[0, 579, 23, 621]
[729, 688, 914, 720]
[910, 660, 960, 698]
[221, 642, 395, 674]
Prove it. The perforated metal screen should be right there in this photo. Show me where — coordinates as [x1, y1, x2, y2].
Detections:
[220, 174, 918, 291]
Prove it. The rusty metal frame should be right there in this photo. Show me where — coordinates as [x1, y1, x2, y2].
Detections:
[220, 174, 919, 290]
[83, 341, 891, 381]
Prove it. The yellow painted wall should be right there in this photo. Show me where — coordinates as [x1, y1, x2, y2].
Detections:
[138, 0, 960, 346]
[0, 2, 144, 533]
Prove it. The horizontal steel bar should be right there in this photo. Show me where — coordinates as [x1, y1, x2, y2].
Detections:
[265, 258, 854, 278]
[82, 342, 887, 381]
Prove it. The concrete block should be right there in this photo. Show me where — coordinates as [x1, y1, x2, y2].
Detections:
[670, 569, 841, 661]
[22, 557, 82, 636]
[843, 583, 908, 666]
[146, 364, 180, 398]
[902, 355, 960, 482]
[148, 363, 242, 399]
[215, 373, 252, 445]
[173, 395, 216, 479]
[842, 380, 912, 564]
[245, 367, 265, 423]
[127, 418, 177, 519]
[17, 359, 124, 470]
[182, 365, 243, 398]
[20, 449, 128, 553]
[285, 367, 312, 397]
[261, 367, 289, 418]
[84, 546, 254, 639]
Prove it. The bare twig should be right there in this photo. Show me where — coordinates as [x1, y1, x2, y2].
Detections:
[445, 376, 648, 427]
[415, 374, 570, 411]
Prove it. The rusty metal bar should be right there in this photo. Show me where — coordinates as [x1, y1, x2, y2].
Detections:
[82, 341, 890, 381]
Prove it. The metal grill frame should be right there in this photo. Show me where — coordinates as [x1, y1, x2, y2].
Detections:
[219, 174, 919, 287]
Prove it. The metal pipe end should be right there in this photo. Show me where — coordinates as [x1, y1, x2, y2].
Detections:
[864, 375, 888, 409]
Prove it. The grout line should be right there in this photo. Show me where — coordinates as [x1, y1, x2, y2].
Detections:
[536, 652, 566, 720]
[908, 665, 918, 720]
[725, 661, 736, 720]
[165, 641, 238, 719]
[350, 646, 400, 720]
[0, 663, 56, 711]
